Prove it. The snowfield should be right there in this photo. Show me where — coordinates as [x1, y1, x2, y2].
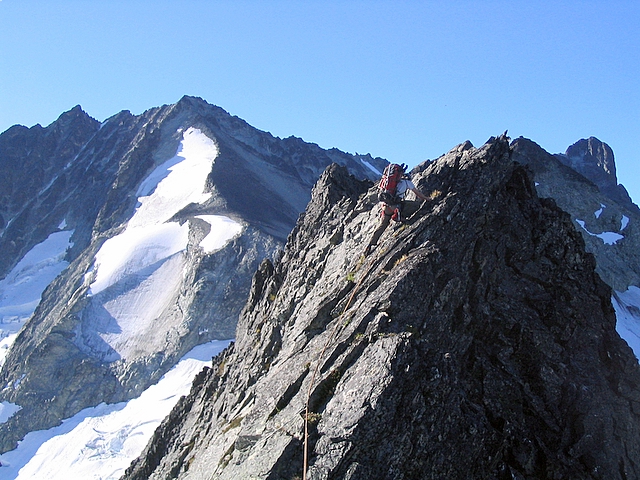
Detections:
[0, 401, 21, 424]
[89, 126, 242, 296]
[613, 286, 640, 360]
[196, 215, 243, 253]
[360, 158, 382, 175]
[88, 222, 189, 296]
[82, 127, 243, 361]
[0, 340, 231, 480]
[0, 229, 74, 366]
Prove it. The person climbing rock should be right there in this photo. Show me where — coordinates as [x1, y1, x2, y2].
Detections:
[364, 163, 429, 256]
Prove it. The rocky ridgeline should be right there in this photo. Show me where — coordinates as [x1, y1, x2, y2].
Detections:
[124, 135, 640, 479]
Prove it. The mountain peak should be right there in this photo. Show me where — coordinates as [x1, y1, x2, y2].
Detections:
[0, 99, 388, 455]
[564, 136, 617, 182]
[51, 104, 99, 130]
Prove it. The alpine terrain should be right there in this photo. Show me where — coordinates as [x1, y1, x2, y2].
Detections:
[0, 96, 385, 460]
[0, 96, 639, 479]
[121, 135, 640, 479]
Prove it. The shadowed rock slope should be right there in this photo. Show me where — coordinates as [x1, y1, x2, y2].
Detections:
[124, 135, 640, 479]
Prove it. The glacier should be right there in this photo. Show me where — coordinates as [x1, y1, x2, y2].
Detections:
[0, 340, 231, 480]
[0, 229, 74, 366]
[81, 126, 243, 361]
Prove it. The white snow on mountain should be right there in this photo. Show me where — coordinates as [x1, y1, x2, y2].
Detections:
[613, 287, 640, 360]
[130, 128, 216, 227]
[576, 204, 631, 246]
[0, 339, 231, 480]
[89, 126, 232, 295]
[0, 401, 21, 424]
[360, 158, 381, 175]
[575, 219, 625, 245]
[621, 215, 630, 231]
[88, 222, 190, 296]
[0, 229, 74, 366]
[82, 127, 242, 361]
[196, 215, 243, 253]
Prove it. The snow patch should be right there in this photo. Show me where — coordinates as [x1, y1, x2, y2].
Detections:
[594, 203, 606, 219]
[621, 215, 630, 231]
[89, 127, 219, 295]
[135, 154, 185, 198]
[196, 215, 243, 253]
[92, 253, 187, 361]
[0, 401, 21, 425]
[0, 340, 231, 480]
[360, 159, 382, 176]
[0, 230, 74, 365]
[129, 127, 216, 227]
[613, 286, 640, 360]
[88, 223, 189, 296]
[83, 128, 242, 362]
[575, 219, 624, 245]
[0, 334, 18, 368]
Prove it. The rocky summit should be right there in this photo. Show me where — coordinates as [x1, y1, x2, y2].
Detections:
[123, 135, 640, 479]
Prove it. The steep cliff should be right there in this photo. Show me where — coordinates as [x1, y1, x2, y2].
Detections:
[0, 105, 101, 276]
[561, 137, 636, 209]
[124, 135, 640, 479]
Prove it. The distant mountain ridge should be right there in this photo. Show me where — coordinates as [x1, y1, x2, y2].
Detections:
[511, 136, 640, 291]
[560, 136, 635, 208]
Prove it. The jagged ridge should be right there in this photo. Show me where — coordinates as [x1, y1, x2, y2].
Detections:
[124, 136, 640, 479]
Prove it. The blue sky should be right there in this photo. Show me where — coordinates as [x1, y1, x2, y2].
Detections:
[1, 0, 639, 202]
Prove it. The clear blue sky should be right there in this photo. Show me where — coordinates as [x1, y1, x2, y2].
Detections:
[1, 0, 639, 202]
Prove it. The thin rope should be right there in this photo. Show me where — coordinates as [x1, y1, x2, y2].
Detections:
[302, 251, 378, 480]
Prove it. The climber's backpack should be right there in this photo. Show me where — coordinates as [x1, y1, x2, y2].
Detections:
[377, 163, 404, 204]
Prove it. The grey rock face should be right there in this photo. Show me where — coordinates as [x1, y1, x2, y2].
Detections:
[559, 136, 636, 210]
[0, 106, 100, 277]
[0, 96, 385, 453]
[124, 136, 640, 479]
[565, 137, 616, 181]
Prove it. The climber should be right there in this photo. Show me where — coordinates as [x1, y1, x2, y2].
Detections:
[364, 163, 429, 256]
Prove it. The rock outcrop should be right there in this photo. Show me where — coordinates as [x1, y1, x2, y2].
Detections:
[561, 137, 635, 208]
[0, 105, 101, 276]
[123, 135, 640, 479]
